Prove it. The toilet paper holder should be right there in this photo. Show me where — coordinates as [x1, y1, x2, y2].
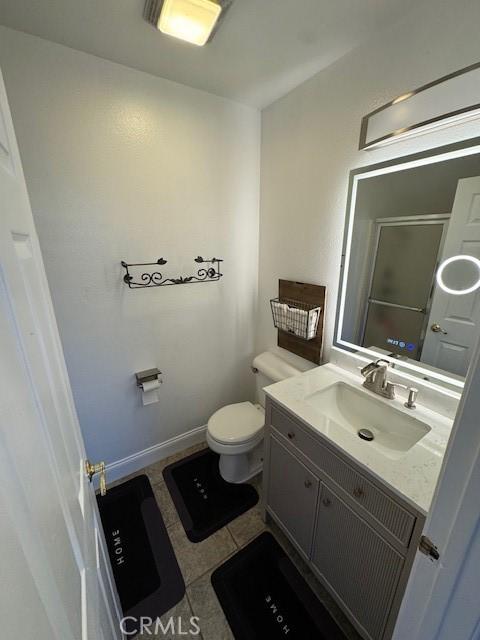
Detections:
[135, 368, 162, 388]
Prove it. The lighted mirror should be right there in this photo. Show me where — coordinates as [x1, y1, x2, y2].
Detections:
[335, 138, 480, 387]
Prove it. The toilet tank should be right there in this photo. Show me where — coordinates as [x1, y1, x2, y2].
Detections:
[253, 351, 301, 408]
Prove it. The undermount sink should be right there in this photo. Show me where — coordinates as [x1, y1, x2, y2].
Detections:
[304, 381, 431, 458]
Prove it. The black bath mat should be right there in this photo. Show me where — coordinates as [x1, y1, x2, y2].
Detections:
[211, 532, 347, 640]
[97, 475, 185, 634]
[163, 449, 259, 542]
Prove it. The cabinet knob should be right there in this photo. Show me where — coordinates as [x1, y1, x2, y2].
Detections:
[287, 431, 295, 440]
[353, 486, 364, 498]
[322, 498, 331, 507]
[304, 479, 312, 488]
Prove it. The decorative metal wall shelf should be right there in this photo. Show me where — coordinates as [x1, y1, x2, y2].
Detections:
[121, 256, 223, 289]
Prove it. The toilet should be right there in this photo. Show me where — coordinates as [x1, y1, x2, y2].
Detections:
[206, 351, 301, 483]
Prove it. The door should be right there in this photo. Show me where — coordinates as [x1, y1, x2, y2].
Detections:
[267, 437, 319, 556]
[0, 66, 121, 638]
[421, 177, 480, 376]
[392, 328, 480, 640]
[362, 219, 445, 360]
[312, 484, 404, 640]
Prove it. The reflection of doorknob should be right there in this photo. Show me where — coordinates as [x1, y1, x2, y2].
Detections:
[431, 323, 448, 335]
[85, 460, 107, 496]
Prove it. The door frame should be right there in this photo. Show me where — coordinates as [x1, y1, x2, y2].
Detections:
[393, 329, 480, 639]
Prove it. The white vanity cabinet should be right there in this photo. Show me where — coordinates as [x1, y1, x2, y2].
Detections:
[268, 436, 319, 555]
[263, 398, 425, 640]
[313, 484, 405, 640]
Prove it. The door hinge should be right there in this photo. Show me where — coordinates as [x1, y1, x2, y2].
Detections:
[419, 535, 440, 560]
[85, 460, 107, 496]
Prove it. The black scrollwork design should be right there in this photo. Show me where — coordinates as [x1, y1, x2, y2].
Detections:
[121, 257, 223, 289]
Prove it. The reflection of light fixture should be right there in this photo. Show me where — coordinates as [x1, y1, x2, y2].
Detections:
[436, 254, 480, 295]
[144, 0, 232, 46]
[391, 91, 414, 105]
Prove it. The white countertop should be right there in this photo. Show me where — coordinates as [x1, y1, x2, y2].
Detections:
[264, 363, 454, 514]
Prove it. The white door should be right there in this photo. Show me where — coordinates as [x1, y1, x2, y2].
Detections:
[393, 336, 480, 640]
[0, 67, 121, 638]
[421, 177, 480, 376]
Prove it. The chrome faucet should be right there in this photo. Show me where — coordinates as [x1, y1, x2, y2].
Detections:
[360, 359, 419, 406]
[360, 359, 406, 400]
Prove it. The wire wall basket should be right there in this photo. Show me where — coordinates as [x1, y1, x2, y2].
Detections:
[270, 297, 322, 341]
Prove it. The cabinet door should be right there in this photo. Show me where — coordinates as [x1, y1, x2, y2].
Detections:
[313, 484, 404, 640]
[268, 437, 319, 556]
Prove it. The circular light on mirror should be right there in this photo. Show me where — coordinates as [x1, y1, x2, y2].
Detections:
[436, 255, 480, 295]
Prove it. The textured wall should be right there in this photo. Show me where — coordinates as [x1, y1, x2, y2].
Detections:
[257, 0, 480, 363]
[0, 27, 260, 466]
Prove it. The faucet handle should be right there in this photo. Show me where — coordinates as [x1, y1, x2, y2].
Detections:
[390, 382, 408, 390]
[384, 380, 407, 399]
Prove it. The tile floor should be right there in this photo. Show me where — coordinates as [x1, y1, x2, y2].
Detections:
[109, 442, 362, 640]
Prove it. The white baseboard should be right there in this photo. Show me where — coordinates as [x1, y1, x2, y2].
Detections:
[105, 424, 207, 483]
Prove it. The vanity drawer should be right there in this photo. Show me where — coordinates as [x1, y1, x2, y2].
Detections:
[270, 403, 416, 548]
[269, 402, 317, 452]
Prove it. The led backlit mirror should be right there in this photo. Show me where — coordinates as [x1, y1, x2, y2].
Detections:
[335, 138, 480, 387]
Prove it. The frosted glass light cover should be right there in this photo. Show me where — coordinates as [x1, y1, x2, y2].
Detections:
[158, 0, 222, 46]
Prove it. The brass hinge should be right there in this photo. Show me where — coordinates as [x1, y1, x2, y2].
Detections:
[419, 535, 440, 560]
[85, 459, 107, 497]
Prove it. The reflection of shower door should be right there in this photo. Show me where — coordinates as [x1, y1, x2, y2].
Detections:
[362, 217, 447, 360]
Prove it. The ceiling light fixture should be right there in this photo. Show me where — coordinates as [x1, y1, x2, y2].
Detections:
[144, 0, 233, 46]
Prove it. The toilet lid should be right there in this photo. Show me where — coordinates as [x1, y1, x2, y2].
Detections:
[208, 402, 264, 445]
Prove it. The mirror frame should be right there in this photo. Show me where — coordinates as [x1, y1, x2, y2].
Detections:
[334, 135, 480, 389]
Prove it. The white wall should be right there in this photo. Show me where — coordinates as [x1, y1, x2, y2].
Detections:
[0, 27, 260, 467]
[257, 0, 480, 363]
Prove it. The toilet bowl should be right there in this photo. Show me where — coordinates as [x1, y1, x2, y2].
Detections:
[207, 351, 301, 483]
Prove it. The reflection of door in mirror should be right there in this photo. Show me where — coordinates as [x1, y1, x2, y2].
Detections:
[362, 218, 446, 360]
[421, 176, 480, 376]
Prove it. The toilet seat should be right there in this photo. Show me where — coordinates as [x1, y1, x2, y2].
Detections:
[207, 401, 264, 445]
